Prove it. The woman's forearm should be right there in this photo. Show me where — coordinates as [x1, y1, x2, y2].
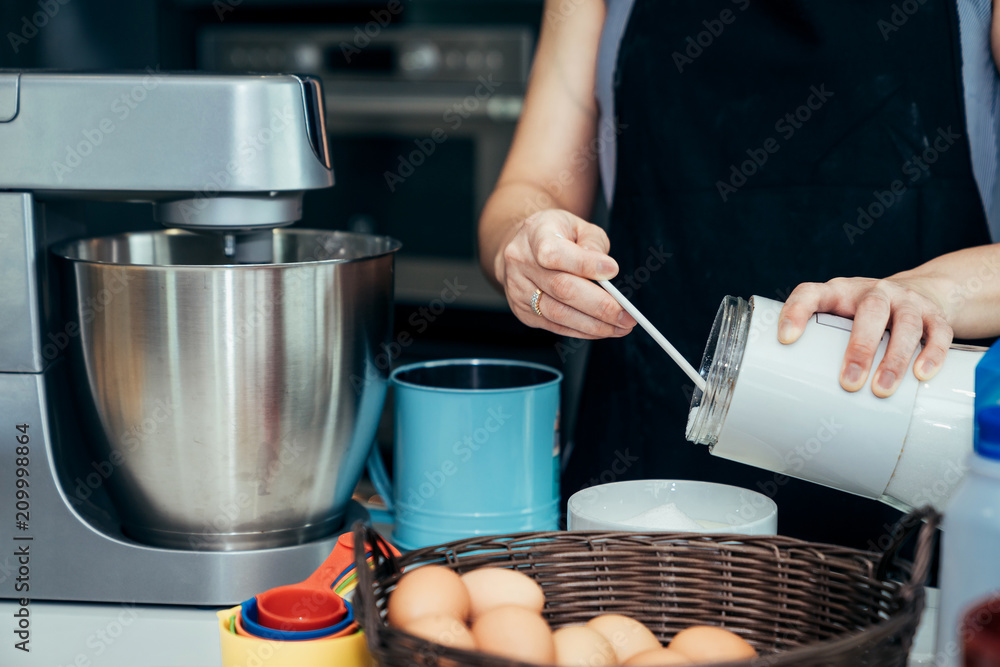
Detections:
[476, 0, 605, 293]
[889, 243, 1000, 339]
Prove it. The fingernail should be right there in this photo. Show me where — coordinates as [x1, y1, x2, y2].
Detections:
[597, 261, 616, 278]
[777, 319, 798, 343]
[843, 363, 864, 387]
[877, 370, 896, 392]
[916, 359, 935, 379]
[617, 311, 636, 326]
[614, 326, 631, 335]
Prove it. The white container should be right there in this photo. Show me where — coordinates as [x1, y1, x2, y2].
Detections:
[686, 295, 983, 511]
[935, 406, 1000, 667]
[567, 479, 778, 535]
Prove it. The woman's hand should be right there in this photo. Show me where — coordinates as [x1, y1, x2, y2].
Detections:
[496, 209, 636, 339]
[777, 276, 952, 397]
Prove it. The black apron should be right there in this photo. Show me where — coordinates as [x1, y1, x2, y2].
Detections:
[566, 0, 992, 548]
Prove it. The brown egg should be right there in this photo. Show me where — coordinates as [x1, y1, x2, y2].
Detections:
[552, 626, 617, 666]
[624, 648, 695, 666]
[472, 605, 555, 664]
[387, 565, 471, 627]
[402, 614, 476, 650]
[668, 626, 758, 662]
[461, 567, 545, 619]
[586, 614, 662, 663]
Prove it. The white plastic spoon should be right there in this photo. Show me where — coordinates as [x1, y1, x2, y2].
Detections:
[599, 279, 706, 392]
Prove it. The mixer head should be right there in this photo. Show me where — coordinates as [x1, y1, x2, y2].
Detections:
[0, 70, 334, 240]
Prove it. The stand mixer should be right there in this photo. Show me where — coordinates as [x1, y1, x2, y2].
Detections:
[0, 70, 396, 605]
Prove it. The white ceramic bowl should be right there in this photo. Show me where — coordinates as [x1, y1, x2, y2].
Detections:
[567, 480, 778, 535]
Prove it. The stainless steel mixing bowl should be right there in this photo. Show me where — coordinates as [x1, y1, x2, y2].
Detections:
[52, 229, 401, 550]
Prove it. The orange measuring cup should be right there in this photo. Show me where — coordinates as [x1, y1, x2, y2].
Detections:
[254, 533, 356, 631]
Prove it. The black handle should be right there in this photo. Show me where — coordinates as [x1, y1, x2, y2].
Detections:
[351, 520, 402, 649]
[874, 506, 941, 586]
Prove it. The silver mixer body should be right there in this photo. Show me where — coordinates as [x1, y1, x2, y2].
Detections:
[0, 71, 395, 604]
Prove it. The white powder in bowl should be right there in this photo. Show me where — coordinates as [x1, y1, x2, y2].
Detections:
[620, 502, 704, 531]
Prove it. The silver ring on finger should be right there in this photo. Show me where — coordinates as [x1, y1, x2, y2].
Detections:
[530, 288, 543, 317]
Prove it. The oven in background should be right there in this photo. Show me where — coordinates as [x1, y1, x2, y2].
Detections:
[199, 25, 533, 311]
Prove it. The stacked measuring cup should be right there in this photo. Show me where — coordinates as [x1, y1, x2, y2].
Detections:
[218, 531, 398, 667]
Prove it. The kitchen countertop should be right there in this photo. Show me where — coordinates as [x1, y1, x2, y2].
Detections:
[0, 599, 221, 667]
[0, 588, 942, 666]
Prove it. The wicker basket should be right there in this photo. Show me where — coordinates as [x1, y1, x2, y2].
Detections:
[352, 507, 939, 667]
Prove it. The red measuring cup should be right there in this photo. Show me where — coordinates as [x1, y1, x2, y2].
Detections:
[254, 533, 356, 632]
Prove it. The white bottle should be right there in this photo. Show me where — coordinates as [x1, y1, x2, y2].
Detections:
[935, 406, 1000, 666]
[685, 295, 982, 512]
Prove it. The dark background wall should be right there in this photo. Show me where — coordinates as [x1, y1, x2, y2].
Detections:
[0, 0, 543, 70]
